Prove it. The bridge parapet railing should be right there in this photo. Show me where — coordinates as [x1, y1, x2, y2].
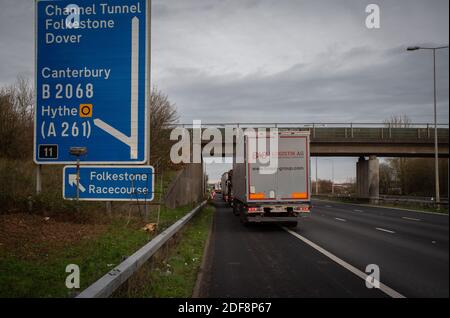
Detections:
[172, 123, 449, 142]
[311, 126, 448, 141]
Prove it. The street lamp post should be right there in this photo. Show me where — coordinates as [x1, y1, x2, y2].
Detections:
[315, 156, 319, 195]
[407, 45, 448, 209]
[331, 160, 335, 196]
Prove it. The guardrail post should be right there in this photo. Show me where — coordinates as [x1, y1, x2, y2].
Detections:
[350, 123, 354, 138]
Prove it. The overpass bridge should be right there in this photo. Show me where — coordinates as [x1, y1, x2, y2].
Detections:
[171, 122, 448, 203]
[175, 122, 449, 157]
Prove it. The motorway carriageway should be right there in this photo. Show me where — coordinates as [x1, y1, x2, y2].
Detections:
[199, 196, 448, 298]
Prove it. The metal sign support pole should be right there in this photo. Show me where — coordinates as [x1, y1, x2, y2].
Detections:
[36, 164, 42, 194]
[76, 158, 80, 201]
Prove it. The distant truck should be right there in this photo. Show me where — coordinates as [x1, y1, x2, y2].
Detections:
[232, 131, 311, 227]
[220, 170, 234, 205]
[226, 169, 233, 206]
[220, 171, 229, 201]
[213, 182, 221, 193]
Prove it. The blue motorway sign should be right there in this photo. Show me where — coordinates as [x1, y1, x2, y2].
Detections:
[63, 166, 154, 201]
[35, 0, 149, 164]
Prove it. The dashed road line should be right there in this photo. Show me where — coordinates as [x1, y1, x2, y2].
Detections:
[282, 227, 405, 298]
[402, 217, 421, 221]
[375, 227, 396, 234]
[335, 217, 346, 222]
[354, 209, 364, 212]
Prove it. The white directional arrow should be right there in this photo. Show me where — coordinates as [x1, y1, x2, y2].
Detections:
[94, 16, 139, 159]
[68, 174, 86, 192]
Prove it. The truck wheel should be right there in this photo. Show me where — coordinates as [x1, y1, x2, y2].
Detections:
[239, 210, 249, 226]
[232, 201, 239, 216]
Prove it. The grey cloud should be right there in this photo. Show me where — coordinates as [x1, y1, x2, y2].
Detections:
[1, 0, 447, 181]
[157, 45, 448, 124]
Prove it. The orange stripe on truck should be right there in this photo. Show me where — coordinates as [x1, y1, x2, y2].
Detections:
[249, 193, 266, 199]
[291, 192, 308, 199]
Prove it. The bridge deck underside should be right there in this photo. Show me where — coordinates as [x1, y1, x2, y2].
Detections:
[203, 142, 448, 158]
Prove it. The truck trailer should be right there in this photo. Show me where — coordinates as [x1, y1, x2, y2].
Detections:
[220, 169, 234, 206]
[220, 171, 229, 202]
[232, 130, 311, 227]
[226, 169, 233, 206]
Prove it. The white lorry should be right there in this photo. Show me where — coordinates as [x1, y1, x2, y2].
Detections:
[232, 130, 311, 227]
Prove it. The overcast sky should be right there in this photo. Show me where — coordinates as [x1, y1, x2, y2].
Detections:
[0, 0, 448, 182]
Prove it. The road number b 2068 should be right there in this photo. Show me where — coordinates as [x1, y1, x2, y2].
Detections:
[42, 83, 93, 99]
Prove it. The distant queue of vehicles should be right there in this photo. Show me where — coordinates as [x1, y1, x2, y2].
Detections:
[220, 169, 234, 206]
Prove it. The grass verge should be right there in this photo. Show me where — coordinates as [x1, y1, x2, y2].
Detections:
[0, 203, 199, 298]
[118, 204, 215, 298]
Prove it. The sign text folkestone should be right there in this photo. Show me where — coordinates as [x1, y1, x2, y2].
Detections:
[63, 165, 154, 201]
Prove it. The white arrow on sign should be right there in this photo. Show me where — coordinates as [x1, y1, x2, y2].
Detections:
[94, 16, 139, 159]
[68, 174, 86, 192]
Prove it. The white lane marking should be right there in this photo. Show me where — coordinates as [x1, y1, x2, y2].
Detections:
[402, 217, 421, 222]
[335, 217, 346, 222]
[326, 205, 332, 208]
[315, 198, 448, 216]
[283, 227, 405, 298]
[375, 227, 396, 234]
[354, 209, 364, 212]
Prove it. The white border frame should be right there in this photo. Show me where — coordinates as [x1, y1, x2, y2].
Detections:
[62, 165, 155, 201]
[33, 0, 150, 165]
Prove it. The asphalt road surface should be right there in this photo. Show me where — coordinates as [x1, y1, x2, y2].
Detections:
[200, 196, 449, 298]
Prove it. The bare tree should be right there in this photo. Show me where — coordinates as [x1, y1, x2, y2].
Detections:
[384, 115, 412, 194]
[383, 115, 448, 197]
[0, 75, 34, 159]
[384, 115, 411, 128]
[149, 86, 179, 170]
[379, 162, 393, 194]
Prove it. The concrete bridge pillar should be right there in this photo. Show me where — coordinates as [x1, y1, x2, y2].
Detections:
[356, 157, 367, 197]
[356, 156, 379, 203]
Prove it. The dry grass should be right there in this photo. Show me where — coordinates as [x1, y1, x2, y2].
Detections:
[0, 213, 108, 260]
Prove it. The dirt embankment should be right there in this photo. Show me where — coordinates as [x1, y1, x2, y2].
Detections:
[0, 213, 107, 260]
